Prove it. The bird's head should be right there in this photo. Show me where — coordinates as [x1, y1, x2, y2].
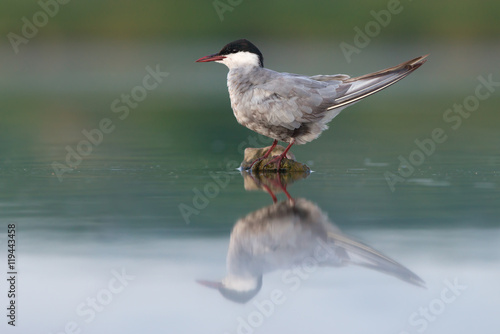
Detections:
[195, 39, 264, 69]
[196, 275, 262, 304]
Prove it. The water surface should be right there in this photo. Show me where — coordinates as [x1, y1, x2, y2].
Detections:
[1, 42, 499, 334]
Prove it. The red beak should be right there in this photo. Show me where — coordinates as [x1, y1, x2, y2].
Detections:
[196, 279, 222, 289]
[195, 53, 226, 63]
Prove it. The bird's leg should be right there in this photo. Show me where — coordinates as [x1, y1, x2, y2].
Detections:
[261, 183, 278, 203]
[247, 172, 278, 203]
[270, 172, 294, 204]
[264, 139, 295, 170]
[283, 185, 295, 204]
[247, 139, 278, 170]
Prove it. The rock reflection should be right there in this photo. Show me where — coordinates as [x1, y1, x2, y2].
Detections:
[198, 172, 424, 303]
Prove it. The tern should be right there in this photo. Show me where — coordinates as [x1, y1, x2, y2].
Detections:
[197, 198, 425, 303]
[196, 39, 427, 169]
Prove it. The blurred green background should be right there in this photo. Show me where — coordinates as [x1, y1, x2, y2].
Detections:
[1, 4, 499, 333]
[0, 0, 498, 228]
[1, 0, 499, 40]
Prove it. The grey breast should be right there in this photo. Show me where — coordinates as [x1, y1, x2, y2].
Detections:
[227, 67, 348, 144]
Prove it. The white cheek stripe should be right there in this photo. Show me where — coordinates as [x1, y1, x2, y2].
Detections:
[221, 52, 260, 69]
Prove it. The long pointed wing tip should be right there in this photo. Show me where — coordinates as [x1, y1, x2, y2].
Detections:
[405, 54, 429, 71]
[412, 277, 427, 289]
[414, 54, 430, 65]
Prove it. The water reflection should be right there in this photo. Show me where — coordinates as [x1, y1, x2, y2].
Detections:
[198, 172, 424, 303]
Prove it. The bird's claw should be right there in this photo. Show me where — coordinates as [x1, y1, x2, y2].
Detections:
[247, 157, 264, 171]
[262, 155, 284, 170]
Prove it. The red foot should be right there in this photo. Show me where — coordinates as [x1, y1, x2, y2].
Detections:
[263, 155, 285, 170]
[262, 138, 296, 171]
[247, 140, 278, 170]
[246, 171, 294, 203]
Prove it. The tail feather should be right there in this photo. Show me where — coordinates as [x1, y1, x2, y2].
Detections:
[329, 55, 428, 110]
[328, 231, 426, 288]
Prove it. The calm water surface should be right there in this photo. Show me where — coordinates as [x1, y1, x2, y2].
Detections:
[1, 42, 499, 334]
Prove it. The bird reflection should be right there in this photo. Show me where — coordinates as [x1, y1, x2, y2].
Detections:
[198, 171, 424, 303]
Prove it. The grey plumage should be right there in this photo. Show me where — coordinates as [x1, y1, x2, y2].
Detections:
[198, 198, 425, 303]
[228, 198, 424, 286]
[227, 66, 344, 144]
[197, 39, 428, 150]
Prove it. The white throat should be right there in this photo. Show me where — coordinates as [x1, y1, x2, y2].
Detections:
[222, 275, 259, 292]
[217, 51, 261, 70]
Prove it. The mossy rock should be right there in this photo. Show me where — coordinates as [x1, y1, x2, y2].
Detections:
[241, 170, 310, 193]
[241, 145, 311, 173]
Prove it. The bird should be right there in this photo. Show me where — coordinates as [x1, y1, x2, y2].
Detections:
[196, 39, 428, 170]
[197, 197, 425, 303]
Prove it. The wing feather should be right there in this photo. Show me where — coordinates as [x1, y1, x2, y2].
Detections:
[250, 70, 344, 129]
[243, 54, 427, 134]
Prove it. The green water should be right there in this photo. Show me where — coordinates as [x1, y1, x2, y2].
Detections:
[2, 93, 498, 229]
[0, 42, 499, 334]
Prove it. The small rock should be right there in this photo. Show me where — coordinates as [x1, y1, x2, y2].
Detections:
[240, 145, 311, 173]
[241, 170, 310, 194]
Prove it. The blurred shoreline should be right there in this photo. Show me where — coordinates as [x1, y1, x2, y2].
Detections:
[1, 39, 499, 97]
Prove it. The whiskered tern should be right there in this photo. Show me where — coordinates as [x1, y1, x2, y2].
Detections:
[196, 39, 427, 169]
